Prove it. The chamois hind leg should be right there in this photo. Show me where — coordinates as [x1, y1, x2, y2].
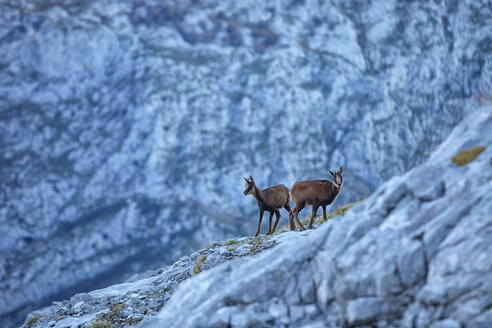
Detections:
[308, 199, 320, 229]
[284, 203, 295, 231]
[255, 209, 264, 237]
[292, 201, 306, 231]
[322, 206, 327, 221]
[267, 211, 274, 235]
[271, 210, 281, 234]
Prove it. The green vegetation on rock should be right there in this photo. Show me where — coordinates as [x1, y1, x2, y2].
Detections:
[193, 254, 208, 274]
[288, 200, 365, 232]
[89, 320, 114, 328]
[452, 146, 485, 166]
[224, 239, 239, 246]
[25, 315, 44, 327]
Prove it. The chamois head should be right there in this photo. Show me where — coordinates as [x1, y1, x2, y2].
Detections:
[243, 176, 256, 195]
[329, 166, 343, 188]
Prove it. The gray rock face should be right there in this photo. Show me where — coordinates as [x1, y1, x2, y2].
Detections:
[1, 0, 491, 325]
[141, 109, 492, 327]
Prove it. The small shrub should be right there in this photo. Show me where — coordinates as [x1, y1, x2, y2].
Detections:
[227, 246, 236, 252]
[452, 146, 485, 166]
[26, 315, 44, 327]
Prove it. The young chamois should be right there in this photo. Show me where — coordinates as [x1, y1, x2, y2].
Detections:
[243, 176, 292, 236]
[289, 166, 343, 230]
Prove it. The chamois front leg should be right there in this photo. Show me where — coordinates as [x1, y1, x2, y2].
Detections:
[267, 211, 274, 235]
[271, 210, 281, 234]
[322, 206, 327, 221]
[255, 209, 264, 237]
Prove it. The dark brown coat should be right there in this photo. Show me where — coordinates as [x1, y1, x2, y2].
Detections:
[289, 167, 343, 230]
[244, 176, 291, 236]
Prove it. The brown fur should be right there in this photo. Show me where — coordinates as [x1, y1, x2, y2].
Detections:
[289, 167, 343, 230]
[244, 176, 292, 236]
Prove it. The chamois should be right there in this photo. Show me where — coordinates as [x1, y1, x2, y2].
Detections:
[289, 166, 344, 230]
[243, 176, 292, 236]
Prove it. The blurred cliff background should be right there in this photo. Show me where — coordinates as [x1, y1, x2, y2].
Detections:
[0, 0, 490, 326]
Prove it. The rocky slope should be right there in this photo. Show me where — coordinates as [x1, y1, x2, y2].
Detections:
[21, 109, 492, 327]
[1, 0, 491, 325]
[20, 232, 297, 327]
[140, 109, 492, 327]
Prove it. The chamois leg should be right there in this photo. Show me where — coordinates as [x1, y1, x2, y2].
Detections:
[271, 210, 281, 234]
[267, 211, 274, 235]
[322, 206, 327, 221]
[308, 199, 320, 229]
[292, 201, 306, 231]
[255, 209, 264, 237]
[284, 203, 295, 231]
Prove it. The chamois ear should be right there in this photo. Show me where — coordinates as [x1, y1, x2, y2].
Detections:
[329, 169, 335, 177]
[339, 166, 343, 174]
[243, 177, 249, 182]
[249, 176, 256, 184]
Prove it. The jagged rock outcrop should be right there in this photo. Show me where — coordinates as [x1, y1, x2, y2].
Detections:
[1, 0, 491, 325]
[139, 110, 492, 327]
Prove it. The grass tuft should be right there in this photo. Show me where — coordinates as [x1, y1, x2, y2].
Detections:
[452, 146, 485, 166]
[25, 315, 44, 327]
[224, 239, 239, 246]
[204, 243, 216, 250]
[278, 199, 366, 233]
[89, 321, 114, 328]
[193, 254, 208, 274]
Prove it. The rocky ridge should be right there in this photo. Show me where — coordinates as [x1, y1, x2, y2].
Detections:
[20, 232, 306, 328]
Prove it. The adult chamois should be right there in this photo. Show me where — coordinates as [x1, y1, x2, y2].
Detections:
[243, 176, 292, 236]
[289, 166, 343, 230]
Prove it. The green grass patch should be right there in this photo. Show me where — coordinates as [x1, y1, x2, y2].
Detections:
[89, 321, 114, 328]
[279, 200, 366, 233]
[193, 254, 208, 274]
[452, 146, 485, 166]
[25, 315, 44, 327]
[224, 239, 239, 246]
[204, 243, 216, 250]
[247, 235, 267, 254]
